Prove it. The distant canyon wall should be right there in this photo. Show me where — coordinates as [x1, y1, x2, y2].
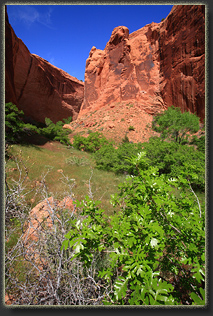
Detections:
[5, 5, 205, 123]
[80, 5, 205, 120]
[5, 8, 84, 124]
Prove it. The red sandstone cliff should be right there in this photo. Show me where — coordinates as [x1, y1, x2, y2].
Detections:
[5, 8, 84, 124]
[80, 5, 205, 120]
[158, 5, 205, 120]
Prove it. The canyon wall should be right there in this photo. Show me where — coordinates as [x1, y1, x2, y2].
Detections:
[5, 5, 205, 124]
[80, 5, 205, 120]
[5, 8, 84, 124]
[158, 5, 205, 119]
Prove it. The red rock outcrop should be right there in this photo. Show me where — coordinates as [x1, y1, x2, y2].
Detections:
[5, 7, 84, 123]
[80, 5, 205, 120]
[80, 24, 164, 116]
[158, 5, 205, 120]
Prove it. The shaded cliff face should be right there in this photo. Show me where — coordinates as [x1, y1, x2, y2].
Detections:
[5, 8, 17, 106]
[158, 5, 205, 120]
[5, 8, 84, 124]
[80, 5, 205, 120]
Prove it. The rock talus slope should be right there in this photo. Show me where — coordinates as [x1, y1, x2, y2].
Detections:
[80, 5, 205, 120]
[5, 8, 84, 123]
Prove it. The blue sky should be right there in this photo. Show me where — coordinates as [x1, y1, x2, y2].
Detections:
[6, 4, 173, 81]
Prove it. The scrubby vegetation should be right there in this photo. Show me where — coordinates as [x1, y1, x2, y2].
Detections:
[151, 105, 200, 144]
[63, 163, 205, 305]
[5, 104, 206, 305]
[40, 117, 72, 146]
[5, 102, 38, 145]
[5, 102, 72, 147]
[73, 131, 110, 153]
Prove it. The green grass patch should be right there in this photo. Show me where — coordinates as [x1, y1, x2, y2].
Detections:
[6, 142, 125, 215]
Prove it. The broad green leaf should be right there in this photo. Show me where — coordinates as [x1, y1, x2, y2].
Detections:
[61, 239, 68, 251]
[114, 277, 129, 300]
[190, 289, 205, 305]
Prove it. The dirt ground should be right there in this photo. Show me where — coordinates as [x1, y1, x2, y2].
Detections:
[65, 101, 160, 144]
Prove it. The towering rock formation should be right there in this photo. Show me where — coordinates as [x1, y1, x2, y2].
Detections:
[158, 5, 205, 120]
[80, 5, 205, 120]
[5, 5, 205, 124]
[5, 8, 84, 123]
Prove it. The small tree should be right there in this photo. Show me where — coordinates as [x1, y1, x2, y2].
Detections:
[40, 117, 72, 146]
[152, 106, 200, 144]
[5, 102, 25, 143]
[5, 102, 40, 145]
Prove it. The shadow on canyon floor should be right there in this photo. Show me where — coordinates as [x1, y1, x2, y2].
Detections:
[19, 134, 50, 148]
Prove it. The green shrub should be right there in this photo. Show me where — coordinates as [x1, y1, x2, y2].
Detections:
[5, 102, 72, 146]
[94, 143, 117, 171]
[40, 117, 72, 146]
[94, 142, 143, 174]
[5, 102, 40, 144]
[142, 137, 205, 191]
[152, 106, 200, 144]
[190, 135, 205, 153]
[62, 161, 205, 305]
[5, 102, 24, 142]
[73, 132, 110, 153]
[128, 126, 135, 131]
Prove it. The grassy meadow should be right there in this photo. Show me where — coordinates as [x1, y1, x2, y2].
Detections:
[5, 141, 126, 216]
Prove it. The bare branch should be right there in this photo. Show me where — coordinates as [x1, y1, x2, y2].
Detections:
[187, 179, 202, 218]
[5, 163, 110, 305]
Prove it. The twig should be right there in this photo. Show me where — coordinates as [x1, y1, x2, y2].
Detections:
[187, 179, 202, 218]
[88, 168, 94, 200]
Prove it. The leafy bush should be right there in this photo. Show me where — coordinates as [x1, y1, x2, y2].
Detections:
[94, 142, 143, 174]
[62, 159, 205, 305]
[152, 106, 200, 144]
[73, 132, 110, 153]
[5, 102, 39, 144]
[190, 135, 205, 153]
[5, 103, 72, 146]
[142, 137, 205, 191]
[94, 135, 205, 191]
[5, 102, 24, 143]
[40, 117, 72, 146]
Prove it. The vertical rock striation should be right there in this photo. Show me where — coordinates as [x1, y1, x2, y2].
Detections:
[158, 5, 205, 120]
[80, 5, 205, 120]
[5, 7, 84, 123]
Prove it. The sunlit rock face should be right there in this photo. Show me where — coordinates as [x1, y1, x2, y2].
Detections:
[80, 5, 205, 121]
